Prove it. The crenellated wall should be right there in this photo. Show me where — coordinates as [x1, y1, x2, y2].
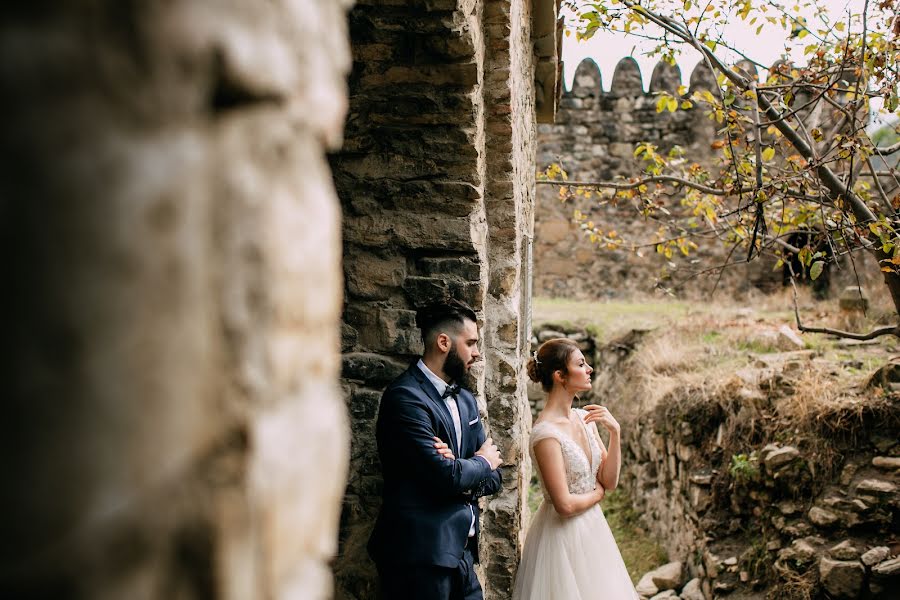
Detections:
[534, 57, 880, 300]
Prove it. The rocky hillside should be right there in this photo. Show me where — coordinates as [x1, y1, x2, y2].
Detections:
[531, 298, 900, 599]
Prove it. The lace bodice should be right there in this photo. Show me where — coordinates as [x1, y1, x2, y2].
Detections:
[530, 408, 603, 499]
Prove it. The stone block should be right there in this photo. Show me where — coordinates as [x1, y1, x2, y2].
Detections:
[763, 445, 800, 469]
[341, 352, 408, 385]
[818, 557, 865, 599]
[635, 572, 659, 597]
[872, 456, 900, 470]
[680, 577, 704, 600]
[861, 546, 890, 566]
[855, 478, 896, 496]
[808, 506, 840, 528]
[828, 540, 860, 561]
[344, 250, 407, 300]
[403, 276, 452, 305]
[649, 561, 684, 590]
[418, 256, 481, 280]
[355, 308, 422, 355]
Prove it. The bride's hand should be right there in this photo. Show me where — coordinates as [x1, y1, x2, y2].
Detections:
[583, 404, 620, 436]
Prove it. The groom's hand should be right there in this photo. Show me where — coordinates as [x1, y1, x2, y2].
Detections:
[433, 437, 455, 460]
[476, 437, 503, 470]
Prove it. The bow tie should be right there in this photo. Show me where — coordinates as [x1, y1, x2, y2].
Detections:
[441, 384, 461, 399]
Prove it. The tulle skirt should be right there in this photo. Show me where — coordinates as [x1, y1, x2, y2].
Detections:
[512, 501, 639, 600]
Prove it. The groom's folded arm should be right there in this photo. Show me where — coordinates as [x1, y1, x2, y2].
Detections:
[386, 389, 493, 496]
[471, 422, 503, 498]
[476, 467, 502, 497]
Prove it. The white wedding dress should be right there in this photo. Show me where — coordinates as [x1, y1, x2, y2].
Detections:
[512, 408, 639, 600]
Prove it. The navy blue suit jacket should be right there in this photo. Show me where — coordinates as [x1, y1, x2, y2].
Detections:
[368, 363, 503, 568]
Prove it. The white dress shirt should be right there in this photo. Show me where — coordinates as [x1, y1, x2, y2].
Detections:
[417, 359, 478, 537]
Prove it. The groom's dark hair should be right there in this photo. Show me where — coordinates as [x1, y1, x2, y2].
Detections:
[415, 299, 477, 346]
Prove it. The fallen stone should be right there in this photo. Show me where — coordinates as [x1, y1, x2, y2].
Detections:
[872, 556, 900, 577]
[808, 506, 840, 527]
[680, 578, 704, 600]
[777, 500, 802, 515]
[819, 557, 865, 599]
[870, 557, 900, 597]
[764, 445, 800, 469]
[861, 546, 891, 567]
[829, 540, 860, 561]
[855, 479, 897, 495]
[648, 591, 678, 600]
[872, 456, 900, 470]
[636, 572, 659, 598]
[777, 324, 805, 349]
[649, 561, 685, 590]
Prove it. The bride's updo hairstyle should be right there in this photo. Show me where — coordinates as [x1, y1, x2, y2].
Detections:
[526, 338, 579, 392]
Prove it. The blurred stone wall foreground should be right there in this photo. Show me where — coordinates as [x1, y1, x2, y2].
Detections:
[0, 1, 353, 599]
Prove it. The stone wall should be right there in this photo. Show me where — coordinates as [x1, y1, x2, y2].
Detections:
[479, 1, 539, 596]
[595, 331, 900, 599]
[533, 58, 882, 301]
[331, 1, 552, 598]
[0, 2, 352, 599]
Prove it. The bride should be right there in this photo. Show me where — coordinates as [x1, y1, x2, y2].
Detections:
[513, 338, 638, 600]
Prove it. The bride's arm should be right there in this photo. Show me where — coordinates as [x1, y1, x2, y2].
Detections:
[596, 426, 621, 491]
[584, 406, 622, 491]
[533, 438, 604, 518]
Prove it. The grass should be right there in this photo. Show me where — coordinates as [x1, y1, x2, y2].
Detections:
[600, 489, 669, 583]
[526, 479, 667, 584]
[530, 292, 899, 596]
[533, 297, 691, 338]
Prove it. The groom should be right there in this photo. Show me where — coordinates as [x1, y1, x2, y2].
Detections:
[368, 299, 503, 600]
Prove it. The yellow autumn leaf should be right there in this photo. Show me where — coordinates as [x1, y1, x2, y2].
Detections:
[762, 147, 775, 161]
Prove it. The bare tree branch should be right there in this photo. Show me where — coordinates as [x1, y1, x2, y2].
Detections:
[873, 141, 900, 155]
[790, 278, 900, 340]
[536, 176, 728, 195]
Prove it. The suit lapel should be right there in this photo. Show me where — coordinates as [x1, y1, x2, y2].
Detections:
[456, 392, 470, 455]
[410, 365, 459, 456]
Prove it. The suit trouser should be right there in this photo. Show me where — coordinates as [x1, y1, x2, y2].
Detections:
[376, 547, 482, 600]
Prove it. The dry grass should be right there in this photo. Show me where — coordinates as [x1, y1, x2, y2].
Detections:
[533, 293, 900, 597]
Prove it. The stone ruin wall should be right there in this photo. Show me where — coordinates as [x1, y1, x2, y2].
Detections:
[1, 1, 352, 599]
[534, 57, 882, 301]
[331, 1, 549, 598]
[528, 323, 900, 599]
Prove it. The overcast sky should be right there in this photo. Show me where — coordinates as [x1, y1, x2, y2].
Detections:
[559, 0, 892, 128]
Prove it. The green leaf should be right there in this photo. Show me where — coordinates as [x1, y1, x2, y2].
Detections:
[810, 261, 824, 280]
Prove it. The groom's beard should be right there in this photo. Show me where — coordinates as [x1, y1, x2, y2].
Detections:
[444, 345, 468, 385]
